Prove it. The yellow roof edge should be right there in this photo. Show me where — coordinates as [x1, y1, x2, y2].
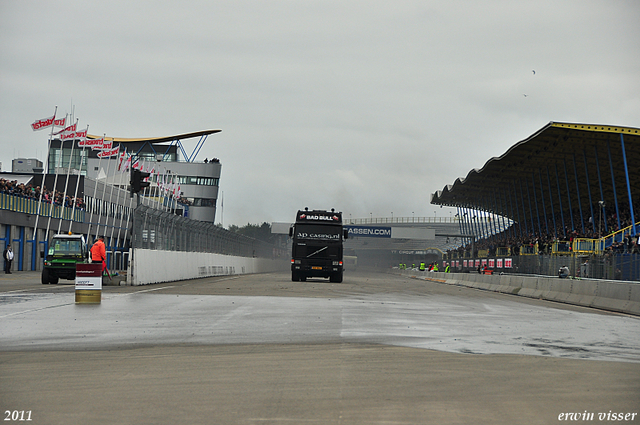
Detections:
[86, 129, 222, 143]
[550, 122, 640, 135]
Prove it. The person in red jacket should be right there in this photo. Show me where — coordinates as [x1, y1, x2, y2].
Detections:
[90, 235, 106, 268]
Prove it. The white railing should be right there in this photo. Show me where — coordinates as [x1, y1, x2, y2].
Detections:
[345, 216, 461, 225]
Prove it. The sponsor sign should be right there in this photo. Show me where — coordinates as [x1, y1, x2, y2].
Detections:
[296, 232, 339, 240]
[504, 258, 513, 268]
[296, 211, 342, 223]
[75, 263, 102, 304]
[496, 258, 503, 268]
[346, 226, 391, 238]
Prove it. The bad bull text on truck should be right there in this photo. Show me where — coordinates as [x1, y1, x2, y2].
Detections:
[289, 208, 348, 283]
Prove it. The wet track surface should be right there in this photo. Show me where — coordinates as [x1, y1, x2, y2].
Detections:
[1, 271, 639, 362]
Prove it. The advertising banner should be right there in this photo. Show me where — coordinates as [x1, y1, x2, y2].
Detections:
[346, 226, 392, 238]
[75, 263, 102, 304]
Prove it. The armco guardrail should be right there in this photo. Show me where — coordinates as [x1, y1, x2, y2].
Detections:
[392, 269, 639, 316]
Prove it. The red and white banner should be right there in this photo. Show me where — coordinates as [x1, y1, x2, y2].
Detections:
[97, 147, 119, 158]
[91, 137, 106, 150]
[79, 137, 103, 149]
[117, 150, 127, 171]
[61, 126, 88, 141]
[75, 126, 88, 139]
[121, 155, 132, 172]
[53, 116, 66, 127]
[60, 130, 78, 141]
[101, 140, 113, 150]
[54, 122, 77, 135]
[31, 115, 55, 131]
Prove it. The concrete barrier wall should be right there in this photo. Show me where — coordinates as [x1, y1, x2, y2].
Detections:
[395, 269, 639, 316]
[128, 248, 289, 286]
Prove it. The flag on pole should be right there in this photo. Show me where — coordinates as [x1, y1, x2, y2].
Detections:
[54, 122, 77, 135]
[117, 149, 126, 171]
[122, 154, 132, 172]
[91, 137, 105, 150]
[31, 115, 55, 131]
[76, 126, 88, 140]
[97, 146, 119, 158]
[53, 116, 66, 127]
[60, 125, 88, 141]
[79, 136, 103, 149]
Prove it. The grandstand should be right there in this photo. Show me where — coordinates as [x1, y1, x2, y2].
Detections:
[431, 122, 640, 280]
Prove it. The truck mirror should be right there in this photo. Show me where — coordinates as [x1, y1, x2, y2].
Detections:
[344, 229, 349, 240]
[289, 227, 293, 237]
[40, 251, 45, 258]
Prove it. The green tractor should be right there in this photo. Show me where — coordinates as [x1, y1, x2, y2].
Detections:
[41, 234, 90, 284]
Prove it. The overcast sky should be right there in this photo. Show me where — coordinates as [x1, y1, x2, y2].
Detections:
[1, 1, 639, 227]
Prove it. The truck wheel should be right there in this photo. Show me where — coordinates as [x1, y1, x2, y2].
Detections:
[50, 275, 59, 284]
[330, 272, 343, 283]
[41, 268, 50, 284]
[291, 272, 299, 282]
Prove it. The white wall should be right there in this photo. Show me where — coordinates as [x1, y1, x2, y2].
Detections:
[128, 248, 288, 285]
[391, 268, 640, 316]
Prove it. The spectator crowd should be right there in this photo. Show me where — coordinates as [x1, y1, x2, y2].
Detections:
[0, 178, 85, 210]
[449, 203, 640, 258]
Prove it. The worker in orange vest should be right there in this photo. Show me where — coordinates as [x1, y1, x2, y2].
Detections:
[90, 235, 107, 271]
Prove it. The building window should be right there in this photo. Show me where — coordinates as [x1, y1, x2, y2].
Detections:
[184, 198, 217, 207]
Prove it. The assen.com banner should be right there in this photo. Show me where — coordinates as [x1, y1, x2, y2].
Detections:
[346, 226, 392, 238]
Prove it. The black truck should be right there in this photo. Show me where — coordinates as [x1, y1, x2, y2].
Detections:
[289, 208, 348, 283]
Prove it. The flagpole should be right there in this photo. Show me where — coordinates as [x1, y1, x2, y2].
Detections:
[45, 135, 67, 238]
[85, 137, 105, 243]
[114, 145, 129, 269]
[68, 131, 94, 234]
[58, 119, 79, 234]
[156, 167, 164, 211]
[32, 105, 58, 266]
[104, 148, 122, 262]
[96, 143, 115, 241]
[167, 171, 174, 213]
[161, 169, 169, 212]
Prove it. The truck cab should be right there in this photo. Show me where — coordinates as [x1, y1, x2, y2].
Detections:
[42, 234, 89, 284]
[289, 208, 348, 283]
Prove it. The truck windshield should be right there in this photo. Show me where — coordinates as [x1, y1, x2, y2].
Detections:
[49, 239, 82, 255]
[294, 224, 341, 241]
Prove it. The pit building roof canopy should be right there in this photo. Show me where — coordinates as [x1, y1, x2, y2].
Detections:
[430, 122, 640, 223]
[87, 129, 221, 144]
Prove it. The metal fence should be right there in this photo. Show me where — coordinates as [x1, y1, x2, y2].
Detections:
[518, 254, 640, 281]
[450, 254, 640, 281]
[132, 204, 280, 258]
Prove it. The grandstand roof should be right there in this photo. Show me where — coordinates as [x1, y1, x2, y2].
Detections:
[87, 129, 221, 144]
[431, 122, 640, 223]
